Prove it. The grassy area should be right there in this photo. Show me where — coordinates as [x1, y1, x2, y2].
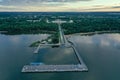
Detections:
[29, 32, 59, 47]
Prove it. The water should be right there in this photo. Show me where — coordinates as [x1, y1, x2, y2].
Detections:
[34, 47, 78, 65]
[0, 33, 120, 80]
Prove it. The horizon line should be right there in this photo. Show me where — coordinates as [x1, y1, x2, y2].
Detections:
[0, 11, 120, 13]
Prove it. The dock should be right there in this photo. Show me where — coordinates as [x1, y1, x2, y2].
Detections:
[22, 19, 88, 72]
[22, 64, 88, 72]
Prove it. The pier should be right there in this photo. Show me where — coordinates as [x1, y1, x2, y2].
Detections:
[22, 64, 88, 72]
[68, 40, 88, 70]
[22, 19, 88, 72]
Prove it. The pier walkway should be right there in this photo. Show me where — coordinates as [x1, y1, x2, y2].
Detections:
[22, 19, 88, 72]
[22, 64, 88, 72]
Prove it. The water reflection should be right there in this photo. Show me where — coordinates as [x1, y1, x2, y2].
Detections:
[70, 33, 120, 80]
[32, 47, 79, 65]
[0, 34, 49, 80]
[0, 33, 120, 80]
[71, 33, 120, 49]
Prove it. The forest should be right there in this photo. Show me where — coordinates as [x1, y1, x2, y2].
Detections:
[0, 12, 120, 35]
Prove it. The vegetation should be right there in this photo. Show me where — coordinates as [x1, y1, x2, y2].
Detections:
[1, 12, 120, 47]
[0, 12, 120, 35]
[0, 17, 58, 34]
[29, 41, 41, 47]
[50, 32, 59, 44]
[29, 32, 59, 47]
[62, 17, 120, 34]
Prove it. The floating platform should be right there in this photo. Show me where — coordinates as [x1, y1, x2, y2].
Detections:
[22, 64, 88, 72]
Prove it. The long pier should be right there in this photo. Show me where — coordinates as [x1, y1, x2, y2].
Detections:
[58, 23, 65, 44]
[22, 19, 88, 72]
[34, 20, 68, 53]
[34, 43, 41, 53]
[68, 40, 88, 69]
[22, 64, 88, 72]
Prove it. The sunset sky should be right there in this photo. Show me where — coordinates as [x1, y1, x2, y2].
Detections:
[0, 0, 120, 12]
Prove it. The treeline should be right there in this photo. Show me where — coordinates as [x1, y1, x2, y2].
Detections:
[0, 18, 58, 34]
[0, 13, 120, 35]
[62, 17, 120, 34]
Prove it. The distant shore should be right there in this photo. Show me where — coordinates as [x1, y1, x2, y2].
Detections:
[0, 31, 8, 33]
[66, 30, 120, 36]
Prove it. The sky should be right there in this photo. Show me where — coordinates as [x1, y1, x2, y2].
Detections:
[0, 0, 120, 12]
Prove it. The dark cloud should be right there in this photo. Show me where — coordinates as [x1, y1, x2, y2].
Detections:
[111, 6, 120, 8]
[92, 5, 104, 7]
[83, 5, 120, 11]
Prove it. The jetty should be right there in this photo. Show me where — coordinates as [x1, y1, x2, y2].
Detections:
[22, 19, 88, 72]
[22, 64, 88, 72]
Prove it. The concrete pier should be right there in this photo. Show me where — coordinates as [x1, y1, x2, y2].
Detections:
[22, 19, 88, 72]
[34, 43, 41, 53]
[69, 41, 88, 70]
[22, 64, 88, 72]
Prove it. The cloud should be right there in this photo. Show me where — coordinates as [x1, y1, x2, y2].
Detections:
[92, 5, 104, 7]
[0, 0, 119, 12]
[0, 0, 92, 6]
[0, 0, 3, 2]
[79, 5, 120, 11]
[2, 0, 92, 3]
[111, 6, 120, 8]
[0, 5, 25, 11]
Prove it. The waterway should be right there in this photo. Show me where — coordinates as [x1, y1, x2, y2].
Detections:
[0, 33, 120, 80]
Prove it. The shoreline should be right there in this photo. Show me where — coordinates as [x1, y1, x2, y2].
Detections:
[0, 31, 8, 33]
[67, 30, 120, 36]
[1, 30, 120, 35]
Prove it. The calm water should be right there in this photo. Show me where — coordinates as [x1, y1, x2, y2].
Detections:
[0, 33, 120, 80]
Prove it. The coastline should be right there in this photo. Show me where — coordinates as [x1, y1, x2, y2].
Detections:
[68, 30, 120, 36]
